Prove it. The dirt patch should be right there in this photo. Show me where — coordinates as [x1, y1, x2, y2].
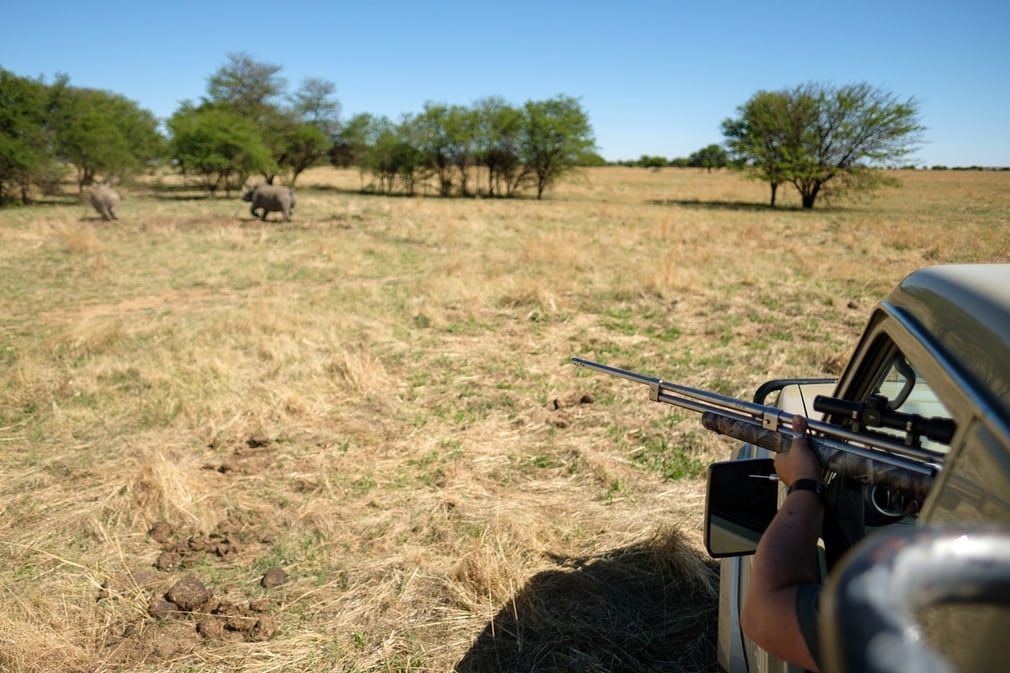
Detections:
[98, 568, 172, 603]
[203, 435, 278, 476]
[146, 510, 280, 568]
[104, 621, 199, 665]
[530, 389, 595, 428]
[148, 517, 251, 564]
[547, 391, 595, 410]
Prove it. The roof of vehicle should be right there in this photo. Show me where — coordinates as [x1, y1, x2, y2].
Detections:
[883, 264, 1010, 424]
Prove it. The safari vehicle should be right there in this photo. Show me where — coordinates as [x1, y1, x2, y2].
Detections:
[706, 264, 1010, 673]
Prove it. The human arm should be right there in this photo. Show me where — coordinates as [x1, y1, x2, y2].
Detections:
[740, 415, 824, 672]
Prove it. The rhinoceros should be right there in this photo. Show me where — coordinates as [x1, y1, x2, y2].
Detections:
[241, 183, 296, 222]
[89, 184, 120, 221]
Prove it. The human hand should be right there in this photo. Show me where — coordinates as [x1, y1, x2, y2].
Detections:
[774, 415, 822, 487]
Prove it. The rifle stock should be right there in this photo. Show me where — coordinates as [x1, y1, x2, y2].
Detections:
[700, 413, 933, 501]
[573, 357, 938, 502]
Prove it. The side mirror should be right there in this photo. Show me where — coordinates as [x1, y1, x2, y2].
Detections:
[705, 458, 778, 557]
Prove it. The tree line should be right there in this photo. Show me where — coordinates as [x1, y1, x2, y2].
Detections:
[616, 145, 730, 170]
[329, 95, 596, 199]
[0, 69, 163, 204]
[1, 55, 929, 210]
[1, 54, 597, 205]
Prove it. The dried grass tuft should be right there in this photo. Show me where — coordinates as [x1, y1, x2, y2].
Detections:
[331, 343, 394, 401]
[125, 445, 217, 532]
[55, 223, 101, 255]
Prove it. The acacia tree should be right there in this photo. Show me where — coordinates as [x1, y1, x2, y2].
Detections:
[274, 121, 330, 186]
[638, 155, 668, 168]
[687, 144, 728, 172]
[390, 115, 427, 195]
[206, 52, 286, 119]
[445, 105, 478, 195]
[520, 95, 596, 199]
[354, 115, 401, 193]
[329, 112, 377, 188]
[474, 97, 528, 196]
[362, 117, 425, 195]
[414, 103, 456, 196]
[201, 53, 337, 185]
[258, 108, 330, 186]
[168, 104, 273, 195]
[290, 77, 341, 137]
[0, 69, 54, 204]
[723, 83, 923, 209]
[722, 90, 797, 206]
[269, 78, 341, 185]
[50, 84, 163, 191]
[789, 83, 922, 209]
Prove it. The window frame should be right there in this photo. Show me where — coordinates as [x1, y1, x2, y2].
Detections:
[832, 306, 984, 518]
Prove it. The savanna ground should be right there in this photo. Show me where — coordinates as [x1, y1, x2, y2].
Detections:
[1, 166, 1008, 672]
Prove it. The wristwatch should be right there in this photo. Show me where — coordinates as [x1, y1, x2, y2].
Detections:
[788, 478, 827, 506]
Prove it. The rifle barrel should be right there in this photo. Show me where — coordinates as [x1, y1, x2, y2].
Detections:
[577, 355, 945, 466]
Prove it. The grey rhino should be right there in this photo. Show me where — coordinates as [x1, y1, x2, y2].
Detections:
[89, 184, 120, 221]
[241, 183, 296, 222]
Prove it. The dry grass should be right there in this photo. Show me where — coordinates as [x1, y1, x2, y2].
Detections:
[1, 167, 1008, 671]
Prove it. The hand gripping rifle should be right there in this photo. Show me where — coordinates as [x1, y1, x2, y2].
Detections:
[572, 358, 949, 502]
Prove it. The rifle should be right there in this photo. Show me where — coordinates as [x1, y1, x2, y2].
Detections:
[572, 358, 947, 502]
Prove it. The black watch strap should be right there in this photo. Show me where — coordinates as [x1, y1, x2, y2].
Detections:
[788, 478, 827, 505]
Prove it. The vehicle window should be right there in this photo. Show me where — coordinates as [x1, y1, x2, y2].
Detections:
[868, 353, 954, 453]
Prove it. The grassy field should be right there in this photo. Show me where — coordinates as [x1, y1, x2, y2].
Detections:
[1, 167, 1008, 672]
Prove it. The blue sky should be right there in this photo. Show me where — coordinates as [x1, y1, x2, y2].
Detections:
[3, 0, 1008, 166]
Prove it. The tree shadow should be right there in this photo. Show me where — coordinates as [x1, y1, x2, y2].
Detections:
[141, 182, 240, 201]
[143, 182, 201, 193]
[299, 183, 538, 201]
[292, 183, 352, 194]
[2, 195, 82, 208]
[147, 192, 215, 201]
[455, 529, 718, 673]
[648, 198, 853, 213]
[236, 216, 297, 225]
[647, 198, 796, 212]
